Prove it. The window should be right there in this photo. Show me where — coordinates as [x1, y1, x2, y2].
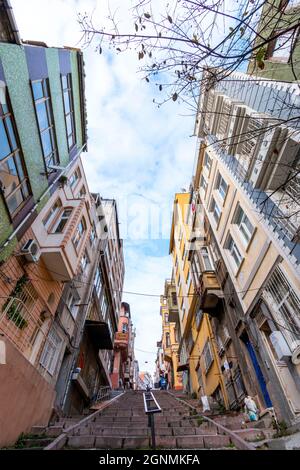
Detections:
[73, 217, 87, 249]
[31, 79, 58, 171]
[226, 234, 243, 270]
[122, 322, 128, 334]
[0, 90, 31, 217]
[200, 247, 214, 271]
[203, 340, 213, 373]
[61, 74, 76, 150]
[195, 309, 203, 330]
[78, 185, 86, 198]
[264, 266, 300, 343]
[66, 290, 78, 319]
[171, 291, 177, 306]
[80, 250, 89, 272]
[233, 205, 254, 245]
[90, 224, 97, 246]
[204, 152, 212, 171]
[215, 173, 228, 200]
[43, 199, 62, 229]
[165, 313, 169, 323]
[101, 293, 108, 320]
[40, 328, 62, 375]
[94, 266, 102, 296]
[165, 332, 171, 347]
[210, 198, 221, 224]
[52, 208, 72, 233]
[70, 167, 81, 187]
[200, 174, 207, 192]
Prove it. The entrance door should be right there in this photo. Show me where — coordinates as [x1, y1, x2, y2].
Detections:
[241, 333, 272, 408]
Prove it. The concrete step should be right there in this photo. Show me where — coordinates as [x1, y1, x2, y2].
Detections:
[20, 437, 55, 448]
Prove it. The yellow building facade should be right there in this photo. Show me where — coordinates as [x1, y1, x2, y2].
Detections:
[191, 70, 300, 423]
[160, 280, 182, 390]
[169, 193, 228, 406]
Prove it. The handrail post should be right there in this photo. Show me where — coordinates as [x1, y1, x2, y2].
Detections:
[143, 391, 161, 450]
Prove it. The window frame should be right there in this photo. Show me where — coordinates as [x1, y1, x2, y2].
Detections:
[43, 198, 62, 230]
[203, 340, 213, 374]
[0, 88, 32, 219]
[225, 233, 243, 271]
[61, 73, 76, 151]
[215, 172, 228, 201]
[204, 152, 212, 172]
[210, 197, 222, 225]
[39, 328, 62, 376]
[72, 216, 87, 250]
[233, 204, 255, 247]
[31, 78, 59, 175]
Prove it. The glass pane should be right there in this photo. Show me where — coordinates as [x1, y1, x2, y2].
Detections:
[7, 187, 23, 214]
[64, 91, 70, 114]
[0, 157, 17, 194]
[0, 119, 11, 160]
[68, 134, 75, 148]
[61, 75, 68, 90]
[41, 129, 53, 157]
[32, 81, 44, 101]
[5, 117, 17, 150]
[15, 152, 24, 180]
[55, 218, 67, 233]
[36, 101, 49, 131]
[66, 114, 72, 136]
[21, 180, 29, 199]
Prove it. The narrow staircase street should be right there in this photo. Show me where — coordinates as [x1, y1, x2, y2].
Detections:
[15, 390, 280, 450]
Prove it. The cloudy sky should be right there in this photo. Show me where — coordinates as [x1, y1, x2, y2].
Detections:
[12, 0, 196, 375]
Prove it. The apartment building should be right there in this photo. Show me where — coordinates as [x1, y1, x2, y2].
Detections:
[169, 192, 231, 404]
[0, 7, 89, 444]
[51, 194, 124, 415]
[192, 66, 300, 424]
[111, 302, 136, 390]
[159, 279, 182, 390]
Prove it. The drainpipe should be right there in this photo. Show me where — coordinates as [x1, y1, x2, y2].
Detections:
[0, 144, 86, 253]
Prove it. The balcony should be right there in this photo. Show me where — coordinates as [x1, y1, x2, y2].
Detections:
[31, 193, 91, 281]
[114, 332, 129, 349]
[85, 320, 113, 350]
[196, 271, 224, 315]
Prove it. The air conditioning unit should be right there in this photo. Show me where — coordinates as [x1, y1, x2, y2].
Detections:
[290, 341, 300, 366]
[21, 239, 41, 263]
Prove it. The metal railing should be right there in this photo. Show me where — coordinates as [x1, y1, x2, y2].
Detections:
[94, 385, 112, 404]
[143, 390, 162, 449]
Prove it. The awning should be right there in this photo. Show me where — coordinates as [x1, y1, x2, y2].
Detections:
[177, 362, 189, 372]
[85, 320, 113, 350]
